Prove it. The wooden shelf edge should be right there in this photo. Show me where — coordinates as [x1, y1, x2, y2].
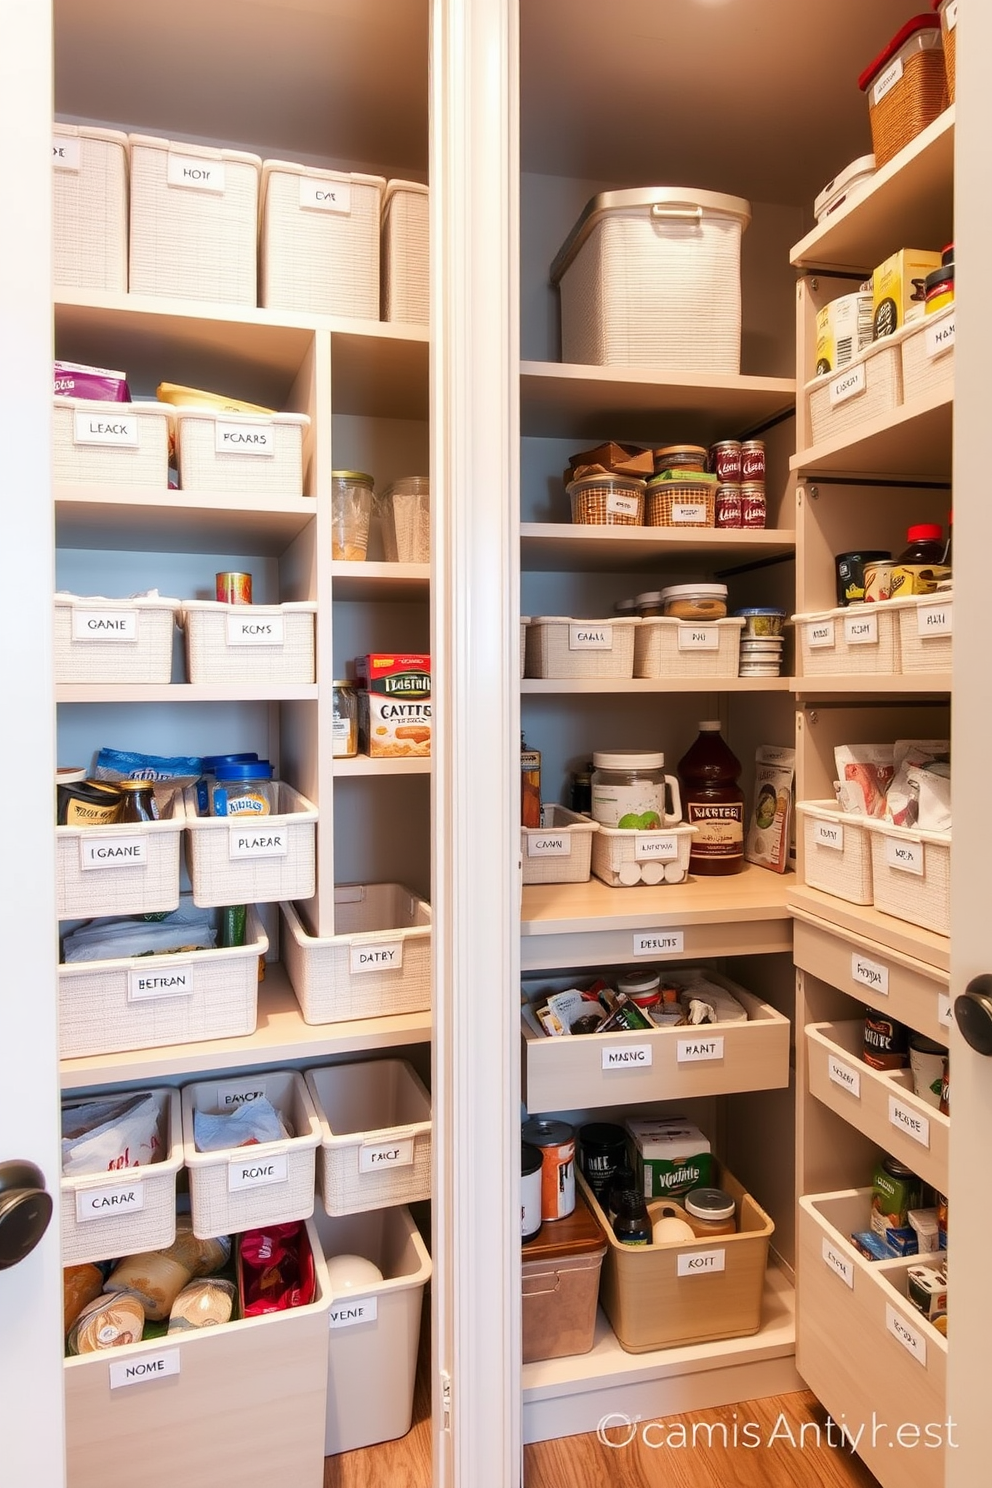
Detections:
[333, 756, 432, 776]
[55, 484, 317, 517]
[790, 387, 953, 478]
[521, 678, 792, 694]
[520, 361, 796, 397]
[56, 682, 319, 702]
[791, 673, 951, 696]
[521, 865, 796, 936]
[788, 885, 949, 974]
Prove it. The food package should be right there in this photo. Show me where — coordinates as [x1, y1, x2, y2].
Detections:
[625, 1116, 713, 1200]
[61, 896, 218, 964]
[356, 652, 431, 759]
[103, 1218, 231, 1320]
[54, 360, 130, 402]
[61, 1091, 162, 1176]
[67, 1291, 146, 1354]
[238, 1221, 316, 1317]
[884, 740, 950, 827]
[871, 249, 942, 339]
[814, 289, 872, 374]
[567, 442, 652, 479]
[745, 745, 795, 872]
[64, 1264, 106, 1333]
[834, 743, 895, 816]
[193, 1095, 292, 1153]
[93, 746, 203, 799]
[915, 763, 952, 832]
[168, 1278, 236, 1333]
[156, 382, 275, 415]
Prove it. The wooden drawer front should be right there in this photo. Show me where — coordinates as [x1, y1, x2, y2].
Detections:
[806, 1021, 948, 1193]
[520, 914, 793, 972]
[794, 917, 950, 1046]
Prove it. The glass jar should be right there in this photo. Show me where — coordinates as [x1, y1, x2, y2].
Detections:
[332, 681, 359, 758]
[330, 470, 374, 561]
[117, 780, 160, 823]
[196, 753, 259, 813]
[590, 750, 681, 830]
[684, 1187, 737, 1237]
[57, 777, 122, 826]
[209, 760, 276, 817]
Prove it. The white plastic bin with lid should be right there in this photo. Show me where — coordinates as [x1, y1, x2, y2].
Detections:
[797, 801, 873, 905]
[900, 304, 955, 403]
[54, 594, 180, 685]
[521, 806, 598, 885]
[56, 790, 185, 920]
[306, 1059, 432, 1216]
[182, 781, 317, 907]
[52, 123, 128, 292]
[806, 337, 903, 445]
[181, 600, 316, 685]
[525, 616, 639, 679]
[260, 161, 385, 318]
[550, 187, 751, 372]
[381, 179, 429, 325]
[171, 408, 311, 497]
[315, 1204, 431, 1455]
[53, 397, 171, 489]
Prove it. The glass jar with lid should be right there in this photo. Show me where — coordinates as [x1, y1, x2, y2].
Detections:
[332, 680, 359, 758]
[591, 750, 682, 829]
[684, 1187, 737, 1237]
[330, 470, 374, 561]
[209, 760, 276, 817]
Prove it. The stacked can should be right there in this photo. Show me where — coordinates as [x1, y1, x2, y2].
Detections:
[708, 439, 766, 529]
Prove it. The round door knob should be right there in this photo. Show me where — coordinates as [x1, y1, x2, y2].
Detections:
[954, 975, 992, 1056]
[0, 1160, 53, 1270]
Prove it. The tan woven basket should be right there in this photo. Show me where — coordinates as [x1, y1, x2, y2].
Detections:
[807, 338, 903, 446]
[56, 791, 185, 920]
[53, 397, 171, 489]
[173, 409, 310, 497]
[53, 124, 128, 293]
[181, 600, 316, 685]
[795, 603, 899, 677]
[568, 474, 645, 525]
[937, 0, 957, 101]
[798, 801, 873, 906]
[866, 34, 948, 167]
[900, 305, 954, 403]
[182, 781, 317, 908]
[306, 1060, 432, 1217]
[864, 819, 951, 936]
[521, 805, 598, 885]
[888, 592, 952, 674]
[260, 161, 384, 319]
[54, 594, 179, 685]
[644, 477, 715, 528]
[634, 617, 743, 679]
[382, 180, 430, 326]
[525, 616, 638, 678]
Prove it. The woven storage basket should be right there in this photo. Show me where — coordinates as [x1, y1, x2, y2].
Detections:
[936, 0, 957, 102]
[60, 1088, 182, 1267]
[900, 304, 955, 402]
[797, 801, 873, 905]
[520, 617, 529, 678]
[56, 791, 185, 920]
[634, 617, 743, 679]
[864, 819, 951, 936]
[306, 1060, 432, 1217]
[53, 397, 170, 488]
[58, 907, 265, 1060]
[181, 1070, 320, 1239]
[525, 616, 638, 679]
[795, 603, 899, 677]
[260, 161, 384, 318]
[381, 180, 429, 326]
[551, 187, 750, 372]
[172, 409, 310, 496]
[644, 476, 716, 528]
[807, 338, 903, 445]
[54, 594, 179, 685]
[522, 805, 598, 886]
[567, 473, 645, 526]
[128, 135, 260, 304]
[889, 591, 952, 674]
[591, 822, 695, 887]
[52, 124, 128, 292]
[281, 885, 431, 1026]
[860, 20, 947, 168]
[182, 782, 317, 908]
[181, 600, 316, 685]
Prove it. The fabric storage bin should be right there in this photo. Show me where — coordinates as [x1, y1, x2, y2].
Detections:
[381, 179, 429, 325]
[859, 16, 947, 169]
[181, 1070, 320, 1239]
[864, 819, 951, 936]
[522, 1187, 606, 1364]
[52, 123, 128, 292]
[520, 616, 529, 678]
[181, 600, 316, 685]
[182, 782, 317, 908]
[522, 805, 598, 886]
[56, 792, 185, 919]
[798, 801, 873, 905]
[314, 1205, 432, 1454]
[900, 303, 955, 402]
[306, 1059, 432, 1216]
[52, 397, 170, 489]
[591, 822, 695, 888]
[58, 906, 266, 1059]
[567, 473, 645, 525]
[634, 617, 743, 679]
[889, 591, 952, 674]
[60, 1088, 182, 1266]
[935, 0, 958, 102]
[171, 408, 310, 497]
[128, 135, 260, 304]
[281, 884, 431, 1025]
[806, 337, 903, 445]
[260, 161, 384, 318]
[579, 1165, 773, 1353]
[550, 187, 751, 372]
[794, 603, 899, 676]
[525, 616, 638, 679]
[54, 594, 179, 685]
[644, 475, 716, 528]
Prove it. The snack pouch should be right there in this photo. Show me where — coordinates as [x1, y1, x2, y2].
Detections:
[834, 743, 894, 816]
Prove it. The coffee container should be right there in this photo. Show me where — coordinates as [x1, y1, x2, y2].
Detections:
[578, 1122, 628, 1201]
[521, 1143, 544, 1241]
[521, 1118, 575, 1220]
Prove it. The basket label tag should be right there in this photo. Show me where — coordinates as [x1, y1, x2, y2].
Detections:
[606, 492, 639, 518]
[677, 1248, 726, 1277]
[79, 835, 147, 870]
[76, 1182, 145, 1223]
[299, 178, 352, 213]
[215, 421, 274, 456]
[886, 837, 924, 876]
[359, 1137, 415, 1173]
[813, 819, 844, 850]
[215, 1079, 270, 1108]
[228, 824, 288, 858]
[527, 833, 570, 857]
[925, 314, 955, 359]
[889, 1096, 930, 1148]
[350, 940, 404, 973]
[128, 967, 194, 1001]
[828, 1056, 861, 1098]
[633, 930, 684, 957]
[677, 626, 719, 651]
[677, 1036, 724, 1063]
[568, 624, 613, 651]
[829, 363, 866, 407]
[806, 618, 835, 649]
[938, 992, 952, 1027]
[602, 1044, 652, 1070]
[821, 1237, 854, 1288]
[886, 1303, 927, 1365]
[228, 1152, 289, 1190]
[635, 833, 678, 861]
[71, 608, 138, 641]
[226, 614, 286, 646]
[946, 0, 958, 28]
[843, 611, 878, 645]
[52, 135, 81, 170]
[873, 56, 904, 105]
[167, 153, 226, 192]
[110, 1350, 180, 1390]
[671, 502, 707, 524]
[329, 1296, 377, 1329]
[73, 411, 139, 447]
[851, 953, 888, 994]
[917, 602, 952, 637]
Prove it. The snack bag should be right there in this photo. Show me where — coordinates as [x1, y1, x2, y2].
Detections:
[745, 745, 795, 872]
[834, 743, 894, 816]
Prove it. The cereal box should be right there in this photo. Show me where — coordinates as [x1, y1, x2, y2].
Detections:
[356, 653, 431, 758]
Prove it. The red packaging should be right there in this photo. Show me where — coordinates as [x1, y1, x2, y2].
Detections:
[708, 441, 742, 482]
[740, 441, 765, 481]
[715, 483, 743, 528]
[355, 653, 431, 696]
[237, 1221, 316, 1317]
[740, 483, 767, 529]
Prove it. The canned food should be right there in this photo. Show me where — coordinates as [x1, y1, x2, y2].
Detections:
[863, 559, 894, 603]
[715, 483, 742, 528]
[871, 1155, 922, 1239]
[740, 441, 765, 481]
[578, 1123, 628, 1201]
[864, 1008, 909, 1069]
[521, 1118, 575, 1221]
[835, 550, 890, 606]
[216, 570, 252, 605]
[521, 1143, 543, 1242]
[708, 440, 742, 481]
[740, 482, 767, 529]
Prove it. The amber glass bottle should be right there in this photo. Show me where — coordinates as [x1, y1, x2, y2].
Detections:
[677, 721, 745, 876]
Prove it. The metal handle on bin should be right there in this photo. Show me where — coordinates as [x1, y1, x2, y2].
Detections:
[650, 203, 703, 222]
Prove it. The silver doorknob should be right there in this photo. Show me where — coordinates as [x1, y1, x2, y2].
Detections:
[0, 1160, 53, 1269]
[954, 975, 992, 1056]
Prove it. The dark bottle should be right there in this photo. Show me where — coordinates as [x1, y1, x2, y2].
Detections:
[116, 780, 160, 823]
[605, 1162, 637, 1223]
[612, 1189, 651, 1246]
[677, 721, 745, 876]
[570, 762, 593, 815]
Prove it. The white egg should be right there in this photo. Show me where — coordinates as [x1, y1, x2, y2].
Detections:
[325, 1253, 384, 1292]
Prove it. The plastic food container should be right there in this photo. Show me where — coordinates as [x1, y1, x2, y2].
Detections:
[654, 444, 707, 473]
[859, 16, 948, 169]
[377, 477, 430, 563]
[660, 584, 728, 620]
[813, 153, 877, 222]
[567, 473, 645, 526]
[645, 474, 716, 528]
[331, 470, 375, 560]
[522, 1187, 606, 1363]
[734, 607, 786, 637]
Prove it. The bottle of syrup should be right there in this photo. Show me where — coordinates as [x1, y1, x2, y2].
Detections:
[521, 733, 541, 828]
[677, 721, 745, 876]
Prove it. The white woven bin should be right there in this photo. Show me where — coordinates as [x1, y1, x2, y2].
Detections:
[281, 885, 432, 1026]
[864, 819, 951, 937]
[634, 617, 743, 679]
[58, 907, 265, 1059]
[807, 337, 903, 445]
[900, 305, 955, 403]
[181, 600, 316, 685]
[60, 1088, 181, 1266]
[56, 792, 185, 920]
[128, 135, 260, 304]
[260, 161, 384, 318]
[53, 397, 170, 488]
[53, 123, 128, 292]
[381, 180, 429, 326]
[54, 594, 179, 685]
[525, 616, 639, 679]
[522, 805, 598, 886]
[591, 823, 696, 887]
[889, 592, 952, 674]
[306, 1060, 432, 1217]
[795, 603, 899, 676]
[182, 782, 317, 908]
[181, 1070, 320, 1239]
[797, 801, 873, 905]
[172, 408, 310, 497]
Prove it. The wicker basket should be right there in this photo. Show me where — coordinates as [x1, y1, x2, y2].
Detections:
[181, 600, 316, 685]
[900, 304, 954, 403]
[53, 124, 128, 292]
[54, 594, 180, 685]
[58, 907, 265, 1059]
[644, 476, 716, 528]
[591, 822, 695, 887]
[60, 1088, 182, 1267]
[382, 180, 429, 326]
[522, 806, 598, 885]
[56, 791, 185, 920]
[860, 20, 948, 169]
[182, 782, 317, 908]
[53, 397, 170, 489]
[889, 591, 952, 674]
[567, 473, 645, 526]
[864, 819, 951, 936]
[520, 617, 529, 678]
[281, 886, 431, 1026]
[181, 1070, 320, 1239]
[807, 338, 903, 446]
[797, 801, 873, 905]
[306, 1060, 432, 1217]
[936, 0, 957, 102]
[795, 603, 899, 677]
[172, 409, 310, 497]
[525, 616, 638, 679]
[634, 617, 743, 679]
[260, 161, 384, 318]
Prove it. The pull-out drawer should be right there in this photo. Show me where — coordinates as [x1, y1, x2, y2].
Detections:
[794, 916, 949, 1046]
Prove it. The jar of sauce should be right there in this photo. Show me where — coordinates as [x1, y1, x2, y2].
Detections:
[677, 722, 745, 876]
[684, 1187, 737, 1237]
[117, 780, 160, 823]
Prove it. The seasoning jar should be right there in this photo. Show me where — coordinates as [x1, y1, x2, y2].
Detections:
[612, 1190, 652, 1246]
[117, 780, 160, 823]
[684, 1187, 737, 1237]
[57, 778, 122, 827]
[924, 262, 954, 315]
[708, 440, 742, 481]
[330, 470, 375, 561]
[209, 760, 276, 817]
[591, 750, 681, 830]
[332, 680, 359, 758]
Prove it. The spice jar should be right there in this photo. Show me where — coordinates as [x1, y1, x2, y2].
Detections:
[209, 760, 276, 817]
[117, 780, 160, 823]
[924, 262, 954, 315]
[684, 1187, 737, 1237]
[330, 470, 374, 561]
[332, 680, 359, 758]
[591, 750, 682, 830]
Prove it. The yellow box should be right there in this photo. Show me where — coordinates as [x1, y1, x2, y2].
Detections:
[871, 249, 942, 338]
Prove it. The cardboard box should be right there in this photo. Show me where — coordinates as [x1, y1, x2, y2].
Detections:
[625, 1116, 712, 1199]
[871, 249, 942, 339]
[355, 653, 431, 694]
[355, 653, 431, 758]
[814, 291, 872, 374]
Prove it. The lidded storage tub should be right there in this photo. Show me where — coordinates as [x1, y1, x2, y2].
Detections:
[522, 1187, 607, 1363]
[260, 162, 385, 319]
[567, 472, 644, 526]
[52, 123, 128, 292]
[858, 16, 948, 168]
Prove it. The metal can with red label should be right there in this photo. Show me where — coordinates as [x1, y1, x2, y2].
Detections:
[708, 440, 742, 482]
[740, 440, 766, 482]
[740, 482, 767, 529]
[521, 1117, 575, 1220]
[715, 483, 743, 528]
[216, 570, 253, 604]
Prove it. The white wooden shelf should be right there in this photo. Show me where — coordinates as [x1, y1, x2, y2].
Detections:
[789, 885, 949, 976]
[791, 386, 952, 481]
[333, 755, 431, 776]
[791, 673, 951, 697]
[56, 682, 318, 703]
[55, 484, 316, 555]
[520, 523, 796, 573]
[521, 677, 791, 694]
[330, 561, 430, 601]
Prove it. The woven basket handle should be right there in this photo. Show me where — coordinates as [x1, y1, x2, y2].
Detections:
[650, 203, 703, 222]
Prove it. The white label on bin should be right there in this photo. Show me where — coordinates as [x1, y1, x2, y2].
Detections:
[886, 837, 924, 876]
[52, 136, 81, 170]
[677, 1036, 724, 1063]
[829, 363, 866, 407]
[73, 411, 138, 447]
[938, 992, 953, 1027]
[806, 619, 835, 649]
[635, 833, 678, 861]
[828, 1056, 861, 1098]
[527, 833, 570, 858]
[917, 602, 952, 637]
[110, 1350, 180, 1389]
[225, 614, 285, 646]
[167, 153, 226, 191]
[602, 1044, 652, 1070]
[79, 835, 147, 870]
[633, 930, 684, 957]
[873, 56, 904, 105]
[814, 819, 844, 851]
[214, 1079, 270, 1108]
[76, 1182, 145, 1223]
[359, 1137, 415, 1173]
[228, 825, 288, 859]
[606, 492, 639, 518]
[844, 611, 878, 645]
[946, 0, 958, 30]
[852, 953, 889, 994]
[71, 608, 138, 641]
[128, 967, 193, 1001]
[926, 315, 955, 359]
[215, 421, 274, 456]
[299, 178, 352, 213]
[349, 940, 404, 973]
[568, 624, 613, 651]
[890, 1096, 930, 1148]
[329, 1296, 377, 1329]
[677, 626, 720, 651]
[677, 1248, 726, 1277]
[228, 1152, 289, 1191]
[671, 502, 707, 524]
[886, 1303, 927, 1365]
[821, 1237, 854, 1288]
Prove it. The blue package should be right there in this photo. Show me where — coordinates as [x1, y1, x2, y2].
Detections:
[884, 1226, 919, 1257]
[94, 747, 202, 784]
[851, 1229, 895, 1262]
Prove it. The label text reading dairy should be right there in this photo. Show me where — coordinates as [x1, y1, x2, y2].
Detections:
[359, 1137, 415, 1173]
[677, 1036, 724, 1063]
[677, 1248, 726, 1277]
[814, 819, 844, 851]
[821, 1236, 854, 1288]
[110, 1350, 180, 1390]
[329, 1296, 378, 1329]
[167, 153, 226, 192]
[71, 608, 138, 642]
[828, 1056, 861, 1099]
[851, 953, 889, 995]
[889, 1096, 930, 1148]
[215, 421, 274, 457]
[299, 178, 352, 213]
[885, 1303, 926, 1365]
[829, 362, 866, 406]
[228, 826, 288, 859]
[73, 411, 138, 447]
[79, 836, 147, 871]
[677, 627, 720, 652]
[76, 1183, 145, 1223]
[128, 967, 193, 1002]
[228, 1152, 289, 1191]
[349, 940, 404, 974]
[633, 930, 684, 957]
[568, 624, 613, 651]
[226, 614, 286, 647]
[886, 838, 924, 876]
[601, 1044, 653, 1071]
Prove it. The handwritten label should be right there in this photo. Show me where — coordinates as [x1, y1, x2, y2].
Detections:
[228, 1152, 289, 1191]
[822, 1236, 854, 1288]
[568, 624, 613, 651]
[828, 1056, 861, 1099]
[71, 608, 138, 642]
[359, 1137, 415, 1173]
[635, 833, 678, 861]
[128, 967, 193, 1001]
[938, 992, 952, 1028]
[53, 135, 81, 170]
[813, 819, 844, 851]
[844, 611, 878, 645]
[677, 1036, 724, 1063]
[606, 492, 640, 518]
[852, 953, 889, 995]
[329, 1297, 378, 1329]
[226, 614, 286, 646]
[110, 1350, 180, 1389]
[925, 314, 955, 359]
[299, 178, 352, 213]
[633, 930, 684, 957]
[349, 940, 404, 974]
[917, 602, 952, 637]
[228, 825, 288, 859]
[886, 837, 924, 876]
[889, 1095, 930, 1148]
[602, 1044, 653, 1070]
[677, 626, 720, 652]
[873, 56, 904, 105]
[214, 1079, 270, 1109]
[167, 153, 225, 192]
[79, 835, 147, 871]
[215, 421, 274, 456]
[73, 411, 138, 447]
[677, 1248, 726, 1277]
[527, 833, 571, 858]
[671, 502, 707, 524]
[829, 362, 866, 406]
[806, 619, 836, 649]
[886, 1303, 927, 1365]
[76, 1182, 145, 1223]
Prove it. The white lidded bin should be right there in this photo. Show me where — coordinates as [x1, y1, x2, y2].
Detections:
[521, 805, 598, 886]
[54, 594, 180, 685]
[863, 819, 951, 937]
[128, 134, 260, 304]
[381, 179, 429, 325]
[52, 123, 128, 292]
[888, 591, 952, 674]
[634, 616, 744, 679]
[551, 187, 751, 372]
[171, 408, 311, 497]
[281, 885, 432, 1026]
[900, 304, 955, 403]
[53, 397, 171, 489]
[181, 600, 317, 685]
[813, 153, 876, 222]
[181, 1069, 320, 1239]
[590, 822, 696, 888]
[525, 616, 639, 679]
[182, 782, 317, 908]
[797, 800, 873, 905]
[58, 906, 265, 1060]
[306, 1059, 432, 1216]
[56, 791, 185, 920]
[315, 1204, 431, 1455]
[794, 603, 899, 676]
[60, 1088, 181, 1267]
[260, 160, 384, 318]
[806, 336, 903, 445]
